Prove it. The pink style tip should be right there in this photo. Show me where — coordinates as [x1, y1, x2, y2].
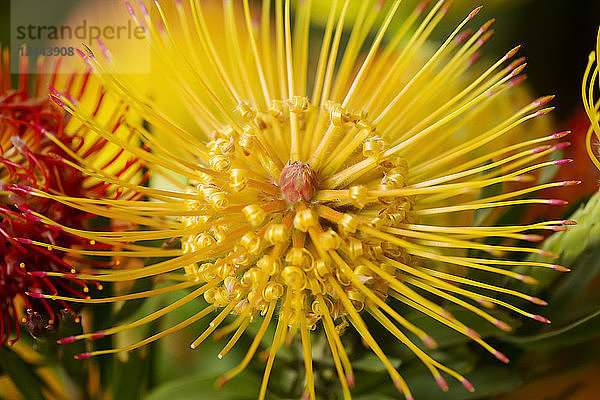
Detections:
[510, 63, 527, 77]
[96, 39, 111, 62]
[75, 352, 91, 359]
[436, 375, 449, 391]
[534, 95, 555, 107]
[509, 75, 527, 87]
[393, 378, 404, 393]
[546, 199, 568, 206]
[469, 53, 482, 66]
[552, 130, 571, 139]
[416, 1, 429, 14]
[552, 265, 571, 272]
[456, 30, 473, 44]
[551, 141, 572, 151]
[215, 376, 229, 388]
[25, 292, 44, 299]
[518, 275, 539, 285]
[75, 48, 87, 60]
[533, 315, 551, 324]
[48, 86, 63, 99]
[480, 18, 496, 34]
[468, 6, 484, 19]
[461, 379, 475, 392]
[494, 320, 512, 332]
[28, 271, 47, 277]
[523, 234, 544, 242]
[441, 1, 450, 14]
[465, 328, 481, 339]
[125, 1, 135, 16]
[90, 332, 106, 340]
[561, 220, 577, 225]
[422, 335, 438, 349]
[529, 297, 548, 306]
[58, 336, 78, 344]
[531, 145, 552, 154]
[540, 250, 558, 258]
[535, 107, 555, 117]
[493, 351, 510, 363]
[138, 0, 149, 17]
[346, 374, 356, 388]
[48, 92, 64, 107]
[504, 45, 522, 60]
[509, 57, 527, 69]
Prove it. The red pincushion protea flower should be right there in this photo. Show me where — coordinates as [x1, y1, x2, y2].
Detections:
[0, 50, 143, 345]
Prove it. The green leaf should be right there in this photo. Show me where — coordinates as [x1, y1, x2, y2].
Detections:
[353, 394, 399, 400]
[510, 190, 600, 295]
[352, 353, 401, 372]
[146, 371, 270, 400]
[110, 277, 154, 324]
[0, 347, 46, 400]
[504, 307, 600, 350]
[548, 247, 600, 319]
[112, 350, 149, 400]
[545, 190, 600, 265]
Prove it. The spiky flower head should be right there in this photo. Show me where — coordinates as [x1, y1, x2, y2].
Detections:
[41, 1, 575, 399]
[583, 27, 600, 172]
[0, 51, 139, 345]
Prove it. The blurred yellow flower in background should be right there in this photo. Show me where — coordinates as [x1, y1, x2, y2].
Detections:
[583, 27, 600, 172]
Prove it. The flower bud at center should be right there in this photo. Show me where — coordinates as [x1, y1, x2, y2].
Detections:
[279, 161, 318, 204]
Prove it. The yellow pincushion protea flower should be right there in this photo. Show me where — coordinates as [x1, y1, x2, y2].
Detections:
[31, 1, 575, 399]
[584, 27, 600, 171]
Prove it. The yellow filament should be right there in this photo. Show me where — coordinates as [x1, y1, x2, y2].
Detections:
[37, 281, 197, 304]
[300, 316, 316, 400]
[218, 318, 250, 359]
[243, 0, 271, 105]
[258, 294, 291, 400]
[318, 296, 351, 400]
[75, 285, 214, 341]
[329, 276, 412, 399]
[86, 305, 215, 357]
[222, 302, 276, 381]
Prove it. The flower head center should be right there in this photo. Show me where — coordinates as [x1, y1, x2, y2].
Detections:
[278, 161, 318, 204]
